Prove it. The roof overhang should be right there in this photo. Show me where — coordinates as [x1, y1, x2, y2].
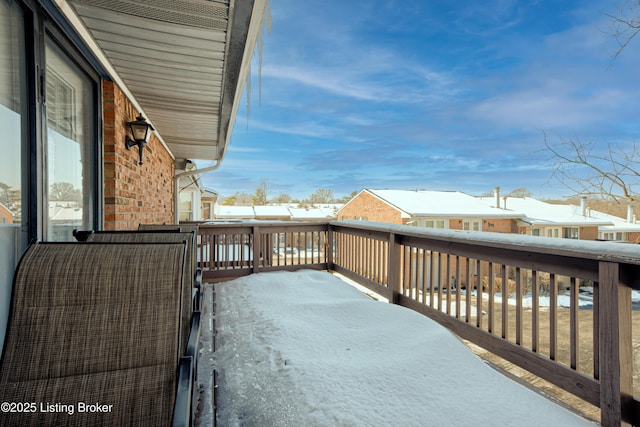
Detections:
[57, 0, 266, 162]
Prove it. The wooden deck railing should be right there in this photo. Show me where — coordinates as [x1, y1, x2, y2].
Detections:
[197, 220, 640, 426]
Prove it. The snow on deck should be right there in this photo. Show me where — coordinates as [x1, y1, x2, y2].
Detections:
[210, 270, 594, 426]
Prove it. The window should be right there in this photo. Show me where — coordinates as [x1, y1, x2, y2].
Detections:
[600, 231, 628, 241]
[179, 192, 193, 221]
[545, 228, 561, 238]
[564, 227, 579, 239]
[463, 220, 481, 231]
[428, 220, 446, 228]
[45, 37, 97, 241]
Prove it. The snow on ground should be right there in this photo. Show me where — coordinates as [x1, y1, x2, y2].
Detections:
[214, 270, 594, 426]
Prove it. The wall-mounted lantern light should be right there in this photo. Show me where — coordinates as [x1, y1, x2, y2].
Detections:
[125, 113, 154, 165]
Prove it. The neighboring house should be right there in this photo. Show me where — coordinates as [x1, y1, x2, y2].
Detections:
[0, 203, 13, 225]
[596, 203, 640, 243]
[339, 188, 639, 243]
[477, 194, 612, 240]
[478, 192, 640, 242]
[337, 189, 522, 232]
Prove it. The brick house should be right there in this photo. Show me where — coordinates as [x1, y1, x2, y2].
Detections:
[339, 189, 638, 243]
[0, 203, 13, 225]
[337, 189, 522, 232]
[478, 193, 640, 243]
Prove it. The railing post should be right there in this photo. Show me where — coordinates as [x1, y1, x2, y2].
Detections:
[598, 261, 632, 427]
[387, 232, 401, 304]
[327, 224, 334, 270]
[252, 226, 260, 274]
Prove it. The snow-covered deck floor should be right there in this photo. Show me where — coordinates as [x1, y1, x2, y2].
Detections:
[199, 270, 595, 426]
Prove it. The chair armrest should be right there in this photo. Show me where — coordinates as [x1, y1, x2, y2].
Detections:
[194, 268, 203, 288]
[172, 356, 193, 427]
[192, 288, 201, 312]
[193, 269, 203, 311]
[186, 311, 201, 360]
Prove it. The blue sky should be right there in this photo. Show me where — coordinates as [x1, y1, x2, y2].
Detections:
[198, 0, 640, 201]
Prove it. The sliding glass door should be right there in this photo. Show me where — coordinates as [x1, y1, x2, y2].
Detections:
[0, 0, 29, 353]
[45, 37, 96, 241]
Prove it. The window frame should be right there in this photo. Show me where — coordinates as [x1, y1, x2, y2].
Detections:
[23, 0, 104, 241]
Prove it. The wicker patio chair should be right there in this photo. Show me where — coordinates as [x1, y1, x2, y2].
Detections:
[0, 242, 194, 426]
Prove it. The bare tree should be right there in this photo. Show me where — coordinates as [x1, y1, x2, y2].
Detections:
[606, 0, 640, 60]
[507, 187, 532, 198]
[308, 188, 335, 205]
[544, 5, 640, 203]
[252, 178, 269, 205]
[272, 193, 292, 204]
[49, 182, 82, 202]
[544, 135, 640, 203]
[221, 192, 253, 206]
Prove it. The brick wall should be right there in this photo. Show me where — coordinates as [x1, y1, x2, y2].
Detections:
[579, 226, 598, 241]
[483, 218, 518, 233]
[103, 80, 174, 230]
[338, 191, 405, 224]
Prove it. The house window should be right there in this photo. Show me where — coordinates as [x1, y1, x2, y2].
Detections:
[546, 228, 561, 238]
[179, 192, 193, 221]
[564, 227, 579, 239]
[355, 216, 368, 221]
[531, 228, 541, 236]
[600, 232, 628, 241]
[463, 220, 481, 231]
[415, 219, 447, 229]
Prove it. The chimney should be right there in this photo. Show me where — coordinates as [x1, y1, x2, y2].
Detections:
[627, 203, 634, 223]
[580, 196, 587, 217]
[494, 187, 501, 209]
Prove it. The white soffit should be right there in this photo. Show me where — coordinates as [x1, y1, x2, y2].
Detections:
[62, 0, 263, 161]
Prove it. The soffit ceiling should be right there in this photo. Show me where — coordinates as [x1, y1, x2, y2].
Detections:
[62, 0, 261, 161]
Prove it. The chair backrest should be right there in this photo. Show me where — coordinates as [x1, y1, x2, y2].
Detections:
[86, 231, 195, 357]
[0, 242, 186, 426]
[139, 224, 199, 271]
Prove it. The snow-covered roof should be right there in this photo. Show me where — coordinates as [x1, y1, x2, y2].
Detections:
[288, 207, 332, 220]
[478, 197, 616, 227]
[48, 205, 82, 221]
[253, 205, 291, 218]
[367, 189, 524, 218]
[211, 270, 593, 426]
[213, 204, 340, 220]
[215, 205, 255, 219]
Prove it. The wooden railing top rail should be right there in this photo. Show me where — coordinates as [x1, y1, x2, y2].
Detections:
[331, 220, 640, 270]
[198, 220, 329, 229]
